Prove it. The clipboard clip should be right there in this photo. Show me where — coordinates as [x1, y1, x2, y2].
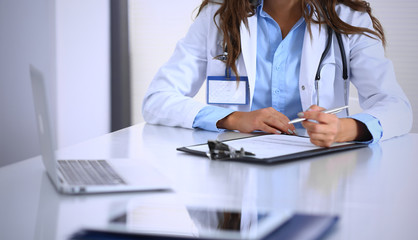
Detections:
[207, 140, 255, 160]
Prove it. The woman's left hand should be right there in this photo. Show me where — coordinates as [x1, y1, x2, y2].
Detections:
[299, 105, 342, 147]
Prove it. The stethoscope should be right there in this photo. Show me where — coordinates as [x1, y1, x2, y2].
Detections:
[315, 25, 349, 116]
[217, 25, 350, 116]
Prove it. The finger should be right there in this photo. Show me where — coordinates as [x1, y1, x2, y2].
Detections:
[305, 105, 326, 112]
[308, 131, 334, 143]
[304, 120, 339, 139]
[302, 120, 327, 134]
[304, 124, 333, 144]
[263, 108, 296, 134]
[302, 120, 315, 133]
[309, 135, 334, 147]
[303, 121, 337, 147]
[258, 123, 283, 135]
[266, 120, 295, 135]
[276, 121, 297, 135]
[300, 111, 337, 124]
[298, 105, 325, 121]
[275, 114, 297, 134]
[310, 138, 333, 147]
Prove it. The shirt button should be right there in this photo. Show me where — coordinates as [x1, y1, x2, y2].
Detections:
[273, 89, 280, 94]
[301, 85, 306, 90]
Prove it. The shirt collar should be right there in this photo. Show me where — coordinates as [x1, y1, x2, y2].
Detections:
[257, 0, 269, 18]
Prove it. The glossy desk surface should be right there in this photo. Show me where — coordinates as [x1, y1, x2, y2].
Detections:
[1, 123, 418, 240]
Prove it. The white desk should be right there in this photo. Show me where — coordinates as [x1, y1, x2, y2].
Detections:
[1, 123, 418, 240]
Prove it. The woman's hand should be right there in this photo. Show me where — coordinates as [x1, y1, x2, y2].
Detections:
[300, 105, 372, 147]
[216, 107, 296, 135]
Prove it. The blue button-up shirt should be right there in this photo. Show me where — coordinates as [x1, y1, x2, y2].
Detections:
[193, 0, 382, 143]
[252, 1, 305, 128]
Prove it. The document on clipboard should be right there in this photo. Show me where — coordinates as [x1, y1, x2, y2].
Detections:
[177, 134, 367, 164]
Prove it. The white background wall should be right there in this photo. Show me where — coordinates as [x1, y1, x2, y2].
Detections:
[56, 0, 110, 148]
[129, 0, 418, 133]
[128, 0, 204, 124]
[0, 0, 56, 167]
[0, 0, 110, 167]
[368, 0, 418, 132]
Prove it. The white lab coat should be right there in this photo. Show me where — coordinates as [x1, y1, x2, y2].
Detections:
[143, 3, 412, 141]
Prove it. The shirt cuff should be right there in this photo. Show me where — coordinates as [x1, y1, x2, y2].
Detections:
[349, 113, 383, 144]
[192, 106, 235, 132]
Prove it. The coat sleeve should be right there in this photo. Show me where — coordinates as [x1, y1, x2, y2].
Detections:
[346, 10, 413, 141]
[142, 5, 215, 128]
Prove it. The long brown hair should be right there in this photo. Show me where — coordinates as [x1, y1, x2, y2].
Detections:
[197, 0, 385, 78]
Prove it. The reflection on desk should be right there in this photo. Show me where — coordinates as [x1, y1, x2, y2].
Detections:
[299, 144, 382, 211]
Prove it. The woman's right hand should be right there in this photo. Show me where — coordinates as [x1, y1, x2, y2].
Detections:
[216, 107, 296, 135]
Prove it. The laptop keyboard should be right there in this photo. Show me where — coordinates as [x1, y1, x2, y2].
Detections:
[57, 160, 126, 186]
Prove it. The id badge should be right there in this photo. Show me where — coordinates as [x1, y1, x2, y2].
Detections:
[207, 76, 249, 105]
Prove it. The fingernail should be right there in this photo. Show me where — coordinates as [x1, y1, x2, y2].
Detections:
[288, 129, 294, 134]
[293, 129, 298, 135]
[276, 130, 282, 134]
[297, 112, 304, 118]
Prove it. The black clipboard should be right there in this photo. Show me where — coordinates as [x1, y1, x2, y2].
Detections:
[177, 135, 367, 164]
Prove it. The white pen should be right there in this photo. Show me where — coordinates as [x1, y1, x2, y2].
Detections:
[288, 105, 349, 124]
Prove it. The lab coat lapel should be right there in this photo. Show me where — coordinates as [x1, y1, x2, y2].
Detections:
[240, 14, 257, 107]
[299, 22, 328, 110]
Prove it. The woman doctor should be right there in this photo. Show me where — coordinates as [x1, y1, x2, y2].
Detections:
[142, 0, 412, 147]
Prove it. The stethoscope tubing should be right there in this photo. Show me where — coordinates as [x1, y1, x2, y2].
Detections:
[315, 25, 349, 116]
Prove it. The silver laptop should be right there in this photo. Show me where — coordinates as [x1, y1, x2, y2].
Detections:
[30, 65, 170, 194]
